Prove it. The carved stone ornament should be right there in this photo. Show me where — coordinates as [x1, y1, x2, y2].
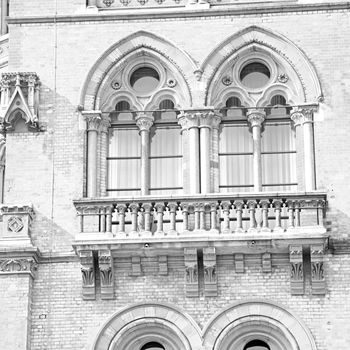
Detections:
[79, 250, 95, 300]
[289, 245, 304, 295]
[193, 69, 203, 81]
[136, 113, 154, 132]
[8, 216, 24, 233]
[203, 247, 217, 297]
[184, 248, 199, 297]
[98, 250, 114, 300]
[166, 78, 177, 88]
[120, 0, 131, 6]
[290, 107, 315, 126]
[0, 72, 41, 132]
[222, 75, 232, 86]
[0, 257, 37, 277]
[82, 111, 102, 131]
[103, 0, 115, 6]
[277, 73, 289, 83]
[247, 109, 266, 128]
[111, 80, 121, 90]
[310, 244, 326, 295]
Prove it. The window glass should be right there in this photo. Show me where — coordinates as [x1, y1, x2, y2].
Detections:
[140, 342, 165, 350]
[224, 97, 244, 119]
[130, 67, 159, 94]
[240, 62, 270, 89]
[243, 339, 271, 350]
[155, 99, 177, 120]
[112, 100, 134, 122]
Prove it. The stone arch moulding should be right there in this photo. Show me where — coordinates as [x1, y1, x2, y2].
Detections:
[202, 26, 323, 106]
[202, 300, 317, 350]
[91, 302, 202, 350]
[79, 31, 199, 111]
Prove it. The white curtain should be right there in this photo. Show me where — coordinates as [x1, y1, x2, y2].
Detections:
[262, 122, 297, 191]
[150, 126, 182, 195]
[107, 128, 141, 196]
[219, 124, 253, 192]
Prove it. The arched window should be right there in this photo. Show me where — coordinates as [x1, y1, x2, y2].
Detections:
[243, 339, 271, 350]
[140, 342, 165, 350]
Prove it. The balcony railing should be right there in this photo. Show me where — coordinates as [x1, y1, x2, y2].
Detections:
[74, 192, 326, 240]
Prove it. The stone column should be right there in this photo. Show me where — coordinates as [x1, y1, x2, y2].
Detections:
[178, 112, 200, 194]
[136, 113, 154, 196]
[83, 111, 101, 197]
[99, 114, 110, 197]
[247, 109, 265, 192]
[291, 107, 316, 191]
[0, 0, 8, 35]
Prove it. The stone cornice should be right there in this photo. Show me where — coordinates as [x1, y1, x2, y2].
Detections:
[7, 2, 350, 25]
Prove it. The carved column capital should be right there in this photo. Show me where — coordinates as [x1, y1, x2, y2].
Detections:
[247, 109, 266, 128]
[177, 112, 200, 130]
[136, 113, 154, 132]
[99, 114, 111, 133]
[82, 111, 102, 131]
[290, 107, 315, 126]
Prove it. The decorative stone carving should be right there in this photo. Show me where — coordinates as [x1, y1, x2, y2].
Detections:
[136, 113, 154, 132]
[111, 80, 121, 90]
[235, 253, 244, 273]
[247, 109, 266, 128]
[130, 256, 142, 276]
[0, 72, 41, 132]
[166, 78, 177, 88]
[277, 73, 289, 83]
[79, 250, 95, 300]
[98, 250, 114, 299]
[0, 257, 37, 277]
[158, 255, 168, 275]
[262, 253, 272, 273]
[193, 69, 203, 81]
[103, 0, 115, 6]
[289, 245, 304, 295]
[83, 111, 102, 131]
[184, 248, 198, 297]
[310, 244, 326, 295]
[290, 106, 316, 126]
[1, 204, 34, 243]
[222, 75, 232, 86]
[203, 247, 217, 297]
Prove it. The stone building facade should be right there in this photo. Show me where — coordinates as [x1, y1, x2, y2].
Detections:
[0, 1, 349, 349]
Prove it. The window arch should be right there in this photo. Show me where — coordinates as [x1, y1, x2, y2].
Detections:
[140, 342, 165, 350]
[243, 339, 271, 350]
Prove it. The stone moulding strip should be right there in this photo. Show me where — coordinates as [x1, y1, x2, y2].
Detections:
[7, 2, 350, 24]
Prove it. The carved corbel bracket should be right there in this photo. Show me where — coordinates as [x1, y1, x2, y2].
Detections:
[98, 250, 114, 300]
[203, 247, 217, 297]
[310, 244, 326, 295]
[289, 245, 304, 295]
[0, 204, 35, 245]
[184, 248, 198, 297]
[79, 250, 95, 300]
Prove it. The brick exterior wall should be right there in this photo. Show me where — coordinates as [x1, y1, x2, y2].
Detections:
[0, 3, 349, 350]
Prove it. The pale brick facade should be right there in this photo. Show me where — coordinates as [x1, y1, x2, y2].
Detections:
[0, 1, 349, 350]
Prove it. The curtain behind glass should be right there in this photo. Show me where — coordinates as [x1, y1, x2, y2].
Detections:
[150, 126, 182, 195]
[219, 124, 253, 192]
[107, 128, 141, 196]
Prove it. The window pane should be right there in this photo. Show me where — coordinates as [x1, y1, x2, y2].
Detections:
[262, 124, 295, 152]
[220, 124, 252, 153]
[240, 62, 270, 89]
[107, 158, 140, 190]
[130, 67, 159, 94]
[150, 127, 181, 156]
[109, 128, 140, 157]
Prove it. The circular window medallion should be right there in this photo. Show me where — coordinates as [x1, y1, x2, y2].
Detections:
[240, 62, 270, 89]
[130, 66, 160, 94]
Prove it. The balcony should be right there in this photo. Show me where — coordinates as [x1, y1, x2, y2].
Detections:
[73, 191, 327, 253]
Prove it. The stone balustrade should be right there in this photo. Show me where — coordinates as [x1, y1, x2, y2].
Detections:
[74, 192, 326, 239]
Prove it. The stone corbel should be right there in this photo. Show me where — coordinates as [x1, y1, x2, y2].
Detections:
[310, 244, 326, 295]
[184, 248, 198, 297]
[98, 250, 114, 300]
[0, 204, 35, 246]
[235, 253, 244, 273]
[289, 245, 304, 295]
[203, 247, 217, 297]
[79, 250, 96, 300]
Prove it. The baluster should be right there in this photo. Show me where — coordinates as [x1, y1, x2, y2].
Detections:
[234, 200, 244, 233]
[106, 206, 113, 233]
[209, 202, 218, 233]
[155, 203, 165, 236]
[273, 199, 283, 233]
[247, 200, 257, 232]
[286, 200, 295, 229]
[168, 202, 178, 236]
[194, 203, 200, 231]
[129, 203, 139, 237]
[116, 204, 127, 235]
[100, 207, 106, 233]
[294, 201, 301, 227]
[221, 201, 231, 234]
[181, 203, 189, 233]
[199, 203, 206, 230]
[260, 200, 270, 232]
[142, 203, 153, 237]
[317, 200, 325, 226]
[77, 207, 84, 233]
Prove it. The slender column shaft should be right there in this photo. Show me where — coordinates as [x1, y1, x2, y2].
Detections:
[1, 0, 8, 35]
[200, 127, 211, 193]
[303, 120, 316, 191]
[100, 115, 110, 197]
[189, 126, 200, 193]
